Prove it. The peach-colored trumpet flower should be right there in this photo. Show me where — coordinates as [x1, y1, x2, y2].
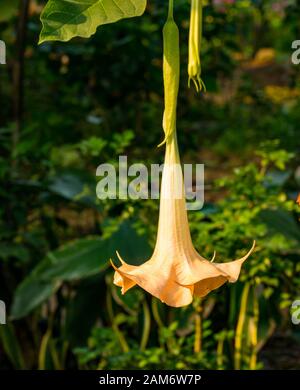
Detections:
[111, 132, 255, 307]
[111, 1, 254, 307]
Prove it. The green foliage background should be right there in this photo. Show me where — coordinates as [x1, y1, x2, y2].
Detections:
[0, 0, 299, 369]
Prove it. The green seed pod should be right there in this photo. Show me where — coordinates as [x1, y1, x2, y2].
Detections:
[159, 0, 180, 146]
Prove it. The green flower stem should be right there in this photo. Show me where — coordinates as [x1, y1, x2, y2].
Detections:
[188, 0, 206, 92]
[159, 0, 180, 146]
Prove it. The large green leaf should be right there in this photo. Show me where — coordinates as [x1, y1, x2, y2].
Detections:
[0, 324, 26, 369]
[39, 0, 147, 43]
[41, 221, 151, 281]
[10, 221, 151, 319]
[10, 277, 60, 320]
[47, 170, 97, 207]
[42, 237, 110, 281]
[63, 275, 105, 346]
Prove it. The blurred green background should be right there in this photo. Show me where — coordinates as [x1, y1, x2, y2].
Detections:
[0, 0, 300, 369]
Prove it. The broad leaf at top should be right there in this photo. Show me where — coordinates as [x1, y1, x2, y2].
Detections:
[39, 0, 147, 44]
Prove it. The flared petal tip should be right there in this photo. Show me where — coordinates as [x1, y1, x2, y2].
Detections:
[116, 251, 125, 264]
[109, 241, 256, 308]
[238, 240, 256, 264]
[215, 240, 256, 284]
[210, 251, 216, 262]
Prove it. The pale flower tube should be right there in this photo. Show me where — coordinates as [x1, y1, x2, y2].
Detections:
[111, 131, 255, 307]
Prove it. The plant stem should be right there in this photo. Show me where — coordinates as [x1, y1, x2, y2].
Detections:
[168, 0, 174, 19]
[106, 289, 129, 353]
[234, 283, 250, 370]
[194, 298, 202, 354]
[217, 338, 224, 369]
[151, 298, 164, 328]
[140, 299, 151, 351]
[49, 340, 62, 370]
[159, 0, 180, 146]
[249, 289, 259, 369]
[38, 329, 51, 370]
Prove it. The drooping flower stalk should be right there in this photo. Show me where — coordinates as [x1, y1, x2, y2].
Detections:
[159, 0, 180, 146]
[111, 0, 254, 307]
[188, 0, 206, 92]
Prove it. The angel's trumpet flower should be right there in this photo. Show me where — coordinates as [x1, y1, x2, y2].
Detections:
[111, 0, 254, 307]
[188, 0, 206, 92]
[111, 131, 255, 307]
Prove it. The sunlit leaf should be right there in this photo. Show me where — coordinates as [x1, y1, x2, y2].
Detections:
[10, 221, 151, 319]
[10, 277, 60, 320]
[39, 0, 147, 43]
[0, 324, 26, 369]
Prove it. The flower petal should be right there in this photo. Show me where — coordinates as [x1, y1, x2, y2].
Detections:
[214, 241, 256, 283]
[111, 242, 255, 307]
[111, 257, 193, 307]
[193, 275, 228, 298]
